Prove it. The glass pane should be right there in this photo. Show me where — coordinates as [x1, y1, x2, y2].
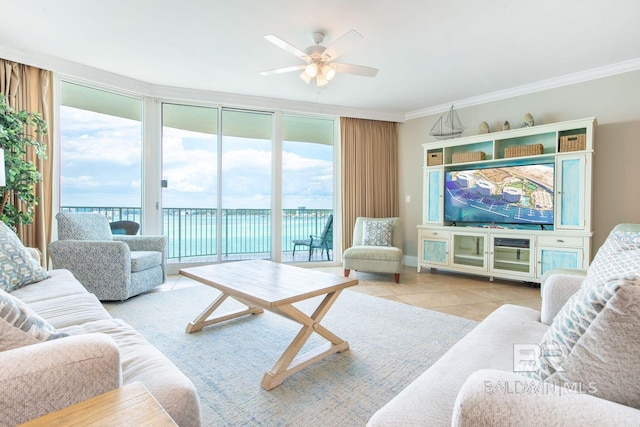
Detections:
[221, 109, 272, 260]
[59, 82, 142, 226]
[162, 103, 218, 262]
[492, 238, 531, 273]
[282, 115, 334, 262]
[453, 235, 485, 268]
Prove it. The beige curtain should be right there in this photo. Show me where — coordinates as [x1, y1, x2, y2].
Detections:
[0, 59, 53, 264]
[341, 117, 398, 251]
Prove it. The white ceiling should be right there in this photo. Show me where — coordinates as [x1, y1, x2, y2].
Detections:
[2, 0, 640, 120]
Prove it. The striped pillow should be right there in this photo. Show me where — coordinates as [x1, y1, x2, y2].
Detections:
[0, 289, 70, 351]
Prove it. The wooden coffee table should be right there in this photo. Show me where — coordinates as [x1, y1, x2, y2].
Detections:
[179, 260, 358, 390]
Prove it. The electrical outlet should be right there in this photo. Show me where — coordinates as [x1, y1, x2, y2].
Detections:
[405, 195, 411, 203]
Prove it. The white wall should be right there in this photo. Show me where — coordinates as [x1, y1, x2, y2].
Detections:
[399, 70, 640, 262]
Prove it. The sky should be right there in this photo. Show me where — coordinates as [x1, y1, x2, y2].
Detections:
[59, 106, 334, 210]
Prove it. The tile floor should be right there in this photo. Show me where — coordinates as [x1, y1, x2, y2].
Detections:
[162, 265, 541, 322]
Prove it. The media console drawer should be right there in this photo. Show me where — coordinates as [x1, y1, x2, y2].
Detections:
[421, 229, 450, 239]
[537, 236, 584, 247]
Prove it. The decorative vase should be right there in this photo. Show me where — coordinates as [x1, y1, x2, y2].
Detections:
[520, 113, 534, 128]
[479, 121, 490, 134]
[502, 121, 510, 131]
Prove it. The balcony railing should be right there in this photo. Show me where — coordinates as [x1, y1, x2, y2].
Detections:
[60, 207, 333, 261]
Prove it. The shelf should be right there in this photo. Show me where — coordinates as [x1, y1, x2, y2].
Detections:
[454, 253, 484, 261]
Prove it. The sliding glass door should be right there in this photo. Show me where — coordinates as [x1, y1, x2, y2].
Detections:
[161, 105, 272, 263]
[161, 103, 218, 261]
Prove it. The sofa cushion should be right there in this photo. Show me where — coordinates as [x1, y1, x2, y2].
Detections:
[362, 219, 393, 246]
[343, 245, 403, 262]
[56, 212, 113, 241]
[0, 288, 70, 351]
[27, 293, 112, 329]
[0, 222, 49, 292]
[130, 251, 162, 272]
[11, 270, 90, 304]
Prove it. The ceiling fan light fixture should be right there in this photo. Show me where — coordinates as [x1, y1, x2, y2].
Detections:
[299, 71, 312, 84]
[322, 64, 336, 81]
[304, 63, 318, 78]
[316, 73, 329, 87]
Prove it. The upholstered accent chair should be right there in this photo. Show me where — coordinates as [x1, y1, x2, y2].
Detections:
[343, 217, 403, 283]
[49, 213, 168, 301]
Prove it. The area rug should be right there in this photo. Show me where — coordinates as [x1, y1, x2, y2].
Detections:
[104, 285, 477, 426]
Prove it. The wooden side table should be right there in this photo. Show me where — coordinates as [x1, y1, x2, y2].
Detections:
[20, 382, 176, 426]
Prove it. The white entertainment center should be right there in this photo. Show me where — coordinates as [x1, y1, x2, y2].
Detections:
[418, 117, 596, 283]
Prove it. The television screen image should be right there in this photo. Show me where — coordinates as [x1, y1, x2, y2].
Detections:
[444, 163, 555, 225]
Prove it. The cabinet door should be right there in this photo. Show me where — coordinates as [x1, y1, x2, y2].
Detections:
[423, 168, 443, 224]
[452, 233, 487, 271]
[421, 237, 449, 266]
[490, 236, 533, 277]
[556, 155, 585, 229]
[536, 247, 583, 278]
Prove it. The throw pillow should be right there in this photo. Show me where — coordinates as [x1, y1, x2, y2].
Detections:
[0, 288, 70, 351]
[0, 222, 49, 292]
[526, 235, 640, 382]
[362, 219, 393, 246]
[547, 281, 640, 409]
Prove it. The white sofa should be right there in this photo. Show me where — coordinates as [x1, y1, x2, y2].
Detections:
[0, 252, 201, 426]
[368, 224, 640, 426]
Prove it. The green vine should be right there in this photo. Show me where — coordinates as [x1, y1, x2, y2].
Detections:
[0, 93, 48, 230]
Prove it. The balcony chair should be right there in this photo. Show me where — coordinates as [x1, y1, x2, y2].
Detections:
[292, 214, 333, 261]
[343, 217, 403, 283]
[49, 212, 168, 301]
[109, 220, 140, 235]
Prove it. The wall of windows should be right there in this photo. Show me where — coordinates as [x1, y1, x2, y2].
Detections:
[59, 80, 338, 269]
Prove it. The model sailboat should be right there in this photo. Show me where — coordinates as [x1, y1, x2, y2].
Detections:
[430, 105, 465, 140]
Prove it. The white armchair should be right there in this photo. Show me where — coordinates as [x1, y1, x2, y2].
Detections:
[343, 217, 403, 283]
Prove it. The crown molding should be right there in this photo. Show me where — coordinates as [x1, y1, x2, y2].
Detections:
[405, 58, 640, 121]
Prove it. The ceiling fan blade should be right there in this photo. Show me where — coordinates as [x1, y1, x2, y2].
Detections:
[259, 65, 305, 76]
[331, 63, 378, 77]
[264, 35, 310, 61]
[321, 30, 363, 62]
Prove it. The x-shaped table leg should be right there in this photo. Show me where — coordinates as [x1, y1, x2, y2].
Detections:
[261, 290, 348, 390]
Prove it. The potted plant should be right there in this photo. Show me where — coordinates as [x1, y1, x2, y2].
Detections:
[0, 93, 48, 230]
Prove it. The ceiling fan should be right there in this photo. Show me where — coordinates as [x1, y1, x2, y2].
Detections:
[259, 30, 378, 87]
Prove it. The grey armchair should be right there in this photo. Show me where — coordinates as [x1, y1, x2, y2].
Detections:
[49, 213, 167, 301]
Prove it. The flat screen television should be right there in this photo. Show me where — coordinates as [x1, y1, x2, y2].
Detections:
[444, 162, 555, 226]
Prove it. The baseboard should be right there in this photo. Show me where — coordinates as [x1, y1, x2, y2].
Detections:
[403, 255, 418, 268]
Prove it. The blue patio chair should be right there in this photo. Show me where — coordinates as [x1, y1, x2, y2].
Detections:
[292, 214, 333, 261]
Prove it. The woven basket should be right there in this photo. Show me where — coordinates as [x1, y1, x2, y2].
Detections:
[427, 152, 443, 166]
[559, 134, 586, 152]
[452, 151, 485, 163]
[504, 143, 543, 158]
